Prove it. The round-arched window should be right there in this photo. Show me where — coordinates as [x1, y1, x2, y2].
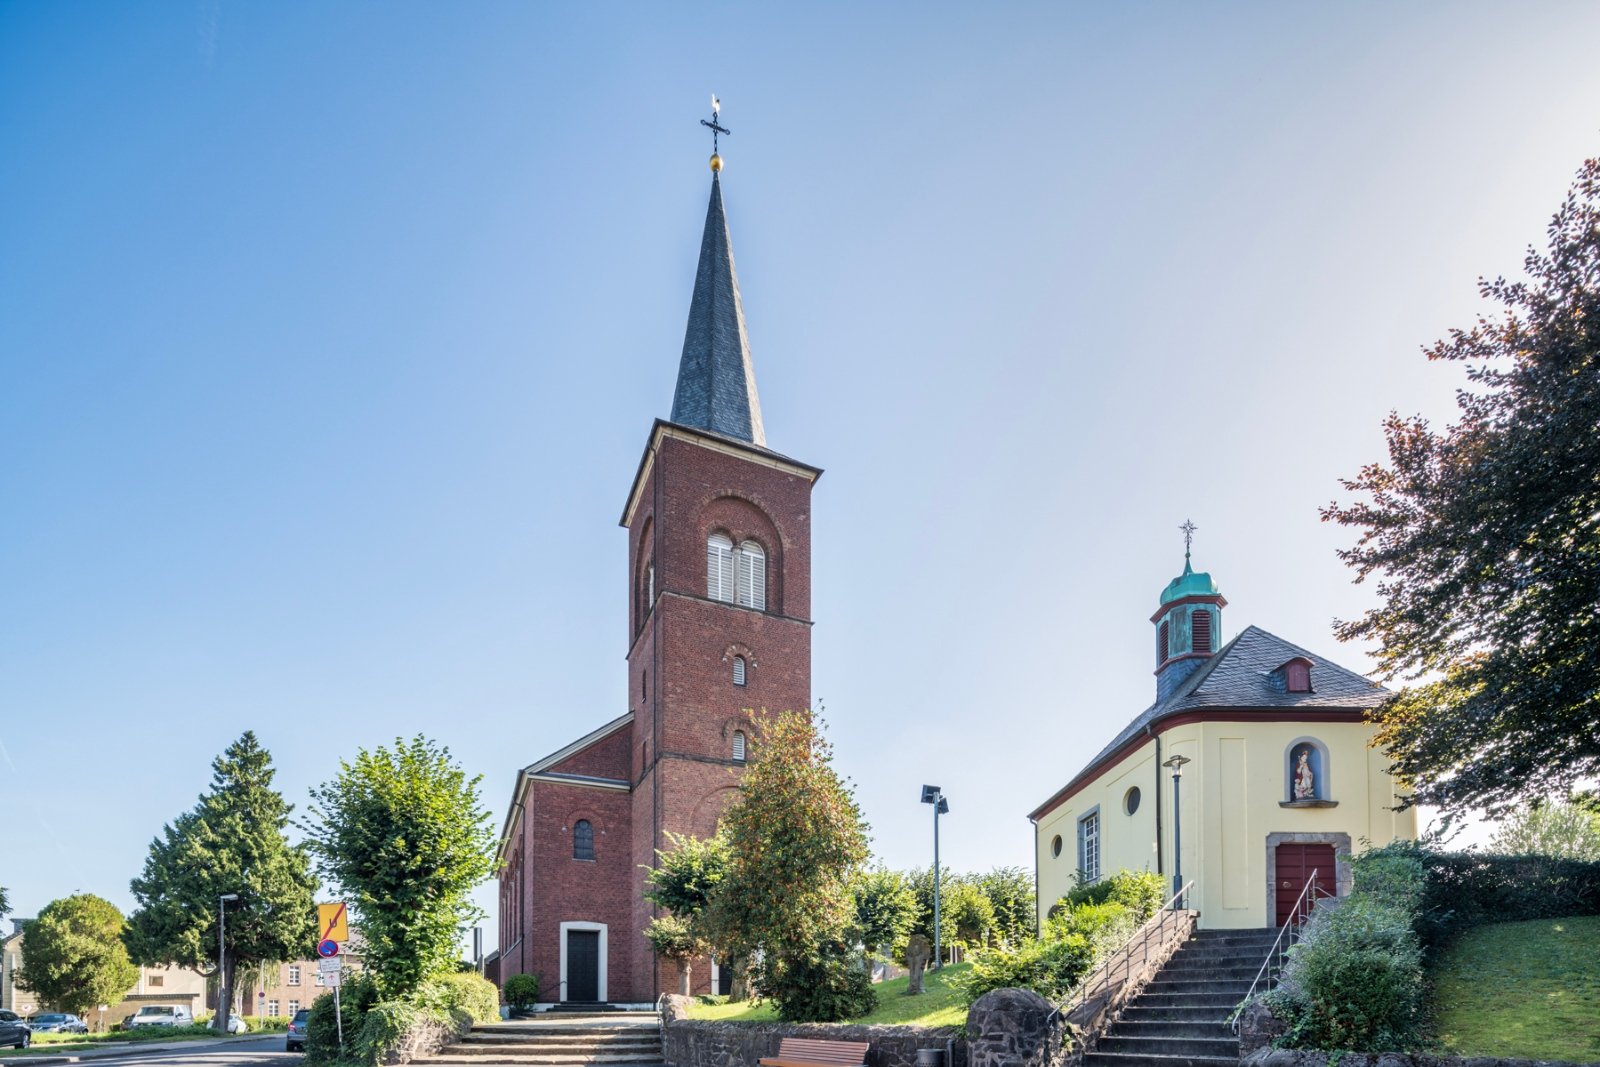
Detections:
[573, 820, 595, 861]
[1051, 834, 1063, 858]
[1124, 787, 1141, 815]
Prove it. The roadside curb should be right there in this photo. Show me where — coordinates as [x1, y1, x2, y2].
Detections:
[0, 1033, 275, 1067]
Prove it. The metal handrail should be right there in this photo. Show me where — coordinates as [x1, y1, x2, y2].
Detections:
[1226, 868, 1330, 1031]
[1051, 879, 1195, 1022]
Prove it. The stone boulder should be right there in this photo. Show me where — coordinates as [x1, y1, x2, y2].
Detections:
[966, 988, 1067, 1067]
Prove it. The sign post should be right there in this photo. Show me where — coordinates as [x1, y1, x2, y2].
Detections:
[316, 904, 349, 1052]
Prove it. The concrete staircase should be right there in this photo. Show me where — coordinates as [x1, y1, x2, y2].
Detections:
[412, 1012, 664, 1066]
[1083, 927, 1278, 1067]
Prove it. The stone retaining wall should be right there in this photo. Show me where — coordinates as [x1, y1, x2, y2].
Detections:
[1245, 1049, 1600, 1067]
[660, 995, 964, 1067]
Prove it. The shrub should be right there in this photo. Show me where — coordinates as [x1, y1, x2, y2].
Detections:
[416, 971, 499, 1023]
[1058, 870, 1166, 923]
[502, 973, 539, 1011]
[306, 972, 380, 1064]
[1271, 896, 1424, 1051]
[758, 941, 877, 1023]
[964, 932, 1098, 1003]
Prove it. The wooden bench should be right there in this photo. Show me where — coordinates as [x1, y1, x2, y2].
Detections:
[758, 1037, 871, 1067]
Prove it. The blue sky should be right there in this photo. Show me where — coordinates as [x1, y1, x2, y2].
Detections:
[3, 3, 1599, 948]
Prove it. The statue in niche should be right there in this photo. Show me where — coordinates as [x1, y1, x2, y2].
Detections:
[1293, 748, 1316, 800]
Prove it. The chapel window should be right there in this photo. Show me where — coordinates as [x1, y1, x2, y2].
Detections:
[732, 730, 747, 763]
[732, 655, 747, 686]
[573, 819, 595, 861]
[707, 534, 734, 602]
[1078, 810, 1101, 883]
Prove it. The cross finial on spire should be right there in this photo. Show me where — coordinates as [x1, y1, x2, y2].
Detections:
[701, 94, 731, 171]
[1180, 519, 1198, 559]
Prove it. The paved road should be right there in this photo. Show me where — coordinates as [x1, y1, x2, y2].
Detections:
[4, 1035, 298, 1067]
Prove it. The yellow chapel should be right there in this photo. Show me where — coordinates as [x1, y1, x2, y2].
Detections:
[1029, 550, 1417, 930]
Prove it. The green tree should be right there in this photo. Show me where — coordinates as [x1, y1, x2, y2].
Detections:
[643, 831, 729, 995]
[1323, 154, 1600, 816]
[126, 732, 317, 1027]
[905, 867, 956, 950]
[0, 887, 9, 922]
[714, 711, 872, 1021]
[943, 880, 996, 950]
[849, 868, 918, 960]
[17, 895, 139, 1017]
[973, 866, 1037, 947]
[303, 735, 496, 997]
[1487, 796, 1600, 860]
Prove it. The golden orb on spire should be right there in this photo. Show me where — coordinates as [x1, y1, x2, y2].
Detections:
[709, 152, 723, 173]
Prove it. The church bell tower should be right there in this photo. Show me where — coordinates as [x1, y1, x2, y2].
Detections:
[618, 117, 821, 998]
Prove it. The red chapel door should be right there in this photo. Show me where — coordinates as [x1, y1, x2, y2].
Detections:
[1275, 843, 1335, 925]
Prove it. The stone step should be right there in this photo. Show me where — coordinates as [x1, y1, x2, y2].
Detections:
[1083, 1053, 1239, 1067]
[1104, 1020, 1235, 1041]
[448, 1042, 663, 1055]
[462, 1033, 661, 1043]
[1130, 991, 1243, 1010]
[1145, 978, 1253, 997]
[1095, 1035, 1241, 1058]
[1120, 1005, 1235, 1024]
[414, 1056, 662, 1066]
[1158, 962, 1266, 981]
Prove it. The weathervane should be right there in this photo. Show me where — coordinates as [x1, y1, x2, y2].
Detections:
[1180, 519, 1198, 559]
[701, 94, 730, 172]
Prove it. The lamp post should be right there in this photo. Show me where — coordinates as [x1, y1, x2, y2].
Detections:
[920, 785, 950, 969]
[1163, 755, 1190, 905]
[217, 893, 240, 1034]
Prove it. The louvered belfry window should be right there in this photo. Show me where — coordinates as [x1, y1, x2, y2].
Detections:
[733, 655, 747, 686]
[736, 541, 766, 610]
[1158, 621, 1170, 664]
[573, 820, 595, 861]
[732, 730, 747, 762]
[706, 534, 734, 602]
[1192, 609, 1212, 654]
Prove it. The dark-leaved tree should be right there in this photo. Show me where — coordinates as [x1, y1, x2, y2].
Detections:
[1324, 153, 1600, 816]
[126, 732, 317, 1027]
[302, 736, 496, 997]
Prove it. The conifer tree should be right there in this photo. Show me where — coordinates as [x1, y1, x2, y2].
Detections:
[17, 895, 140, 1017]
[126, 732, 317, 1025]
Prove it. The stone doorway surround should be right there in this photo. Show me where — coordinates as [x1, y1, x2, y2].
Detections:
[1264, 832, 1352, 925]
[557, 921, 608, 1003]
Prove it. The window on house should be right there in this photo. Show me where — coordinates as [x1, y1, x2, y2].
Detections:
[1124, 787, 1141, 815]
[1078, 810, 1102, 883]
[732, 730, 747, 762]
[287, 965, 300, 986]
[1286, 661, 1312, 692]
[288, 1001, 300, 1015]
[707, 534, 734, 601]
[148, 975, 164, 987]
[267, 1000, 279, 1018]
[732, 655, 747, 685]
[1158, 620, 1170, 663]
[316, 972, 326, 987]
[1192, 609, 1212, 654]
[1050, 834, 1063, 858]
[646, 562, 654, 607]
[573, 819, 595, 860]
[736, 541, 766, 609]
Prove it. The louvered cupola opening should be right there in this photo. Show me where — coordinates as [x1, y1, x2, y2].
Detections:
[1193, 608, 1212, 654]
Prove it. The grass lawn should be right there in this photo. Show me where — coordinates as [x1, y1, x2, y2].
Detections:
[686, 963, 971, 1029]
[1432, 915, 1600, 1062]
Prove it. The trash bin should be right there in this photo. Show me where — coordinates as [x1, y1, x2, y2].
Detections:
[916, 1048, 946, 1067]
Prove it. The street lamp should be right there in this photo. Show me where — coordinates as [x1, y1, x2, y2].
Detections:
[1163, 755, 1191, 905]
[218, 894, 240, 1034]
[920, 785, 950, 969]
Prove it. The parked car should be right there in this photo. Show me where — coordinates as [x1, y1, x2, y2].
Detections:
[0, 1009, 30, 1049]
[127, 1005, 194, 1028]
[285, 1008, 310, 1052]
[29, 1013, 88, 1034]
[221, 1014, 249, 1034]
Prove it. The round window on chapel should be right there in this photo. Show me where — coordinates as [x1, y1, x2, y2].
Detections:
[1124, 787, 1142, 816]
[1051, 834, 1063, 858]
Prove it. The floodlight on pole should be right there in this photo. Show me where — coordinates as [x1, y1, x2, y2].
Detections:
[920, 785, 950, 969]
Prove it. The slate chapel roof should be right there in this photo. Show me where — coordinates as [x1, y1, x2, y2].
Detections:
[669, 175, 766, 446]
[1030, 625, 1389, 821]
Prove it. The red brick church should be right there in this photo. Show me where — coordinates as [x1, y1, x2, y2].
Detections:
[494, 162, 821, 1004]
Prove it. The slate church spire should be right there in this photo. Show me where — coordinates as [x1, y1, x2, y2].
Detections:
[669, 103, 766, 446]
